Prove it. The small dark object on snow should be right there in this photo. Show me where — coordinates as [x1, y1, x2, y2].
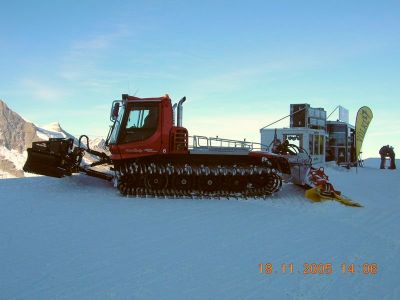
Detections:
[379, 145, 396, 169]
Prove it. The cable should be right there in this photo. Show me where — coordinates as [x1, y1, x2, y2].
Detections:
[327, 105, 339, 120]
[260, 106, 307, 130]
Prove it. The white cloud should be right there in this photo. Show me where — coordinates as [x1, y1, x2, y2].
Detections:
[58, 24, 131, 83]
[185, 57, 323, 97]
[21, 79, 66, 102]
[70, 24, 129, 54]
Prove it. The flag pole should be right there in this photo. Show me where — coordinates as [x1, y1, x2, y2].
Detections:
[355, 131, 358, 174]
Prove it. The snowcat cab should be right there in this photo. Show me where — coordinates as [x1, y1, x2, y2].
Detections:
[106, 94, 189, 161]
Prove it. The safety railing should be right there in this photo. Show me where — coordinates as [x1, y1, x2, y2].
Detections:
[189, 135, 269, 152]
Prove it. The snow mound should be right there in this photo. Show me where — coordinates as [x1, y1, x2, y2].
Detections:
[0, 146, 27, 170]
[0, 170, 17, 179]
[36, 122, 69, 140]
[41, 122, 63, 132]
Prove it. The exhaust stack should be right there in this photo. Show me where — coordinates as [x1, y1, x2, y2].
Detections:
[177, 97, 186, 127]
[172, 103, 177, 125]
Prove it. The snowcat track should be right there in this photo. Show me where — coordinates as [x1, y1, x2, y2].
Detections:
[115, 157, 283, 199]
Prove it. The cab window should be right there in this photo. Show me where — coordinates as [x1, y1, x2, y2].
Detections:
[122, 103, 159, 143]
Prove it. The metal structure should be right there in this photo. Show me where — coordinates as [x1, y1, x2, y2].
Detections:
[261, 127, 326, 164]
[326, 121, 355, 164]
[261, 103, 357, 166]
[190, 135, 266, 154]
[290, 104, 326, 130]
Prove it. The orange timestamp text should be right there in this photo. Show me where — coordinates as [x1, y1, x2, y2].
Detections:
[259, 263, 378, 275]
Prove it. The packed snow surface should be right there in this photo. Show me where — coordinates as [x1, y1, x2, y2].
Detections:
[0, 159, 399, 299]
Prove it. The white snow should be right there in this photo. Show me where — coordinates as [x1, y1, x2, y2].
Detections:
[0, 170, 17, 179]
[363, 157, 399, 169]
[0, 146, 27, 170]
[35, 122, 76, 141]
[0, 159, 399, 299]
[41, 122, 63, 131]
[88, 137, 107, 148]
[36, 126, 66, 140]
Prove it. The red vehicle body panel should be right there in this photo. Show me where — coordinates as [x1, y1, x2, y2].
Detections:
[109, 95, 186, 161]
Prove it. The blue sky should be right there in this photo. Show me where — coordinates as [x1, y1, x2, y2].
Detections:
[1, 0, 399, 158]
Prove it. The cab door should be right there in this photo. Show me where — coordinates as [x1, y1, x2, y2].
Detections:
[117, 101, 162, 158]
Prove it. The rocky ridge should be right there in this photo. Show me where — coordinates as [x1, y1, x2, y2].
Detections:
[0, 100, 42, 177]
[0, 100, 107, 178]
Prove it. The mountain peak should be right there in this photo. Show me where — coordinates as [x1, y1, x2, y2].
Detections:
[0, 100, 38, 151]
[42, 122, 63, 132]
[0, 99, 11, 112]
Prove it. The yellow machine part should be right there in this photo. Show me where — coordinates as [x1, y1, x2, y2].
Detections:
[305, 187, 362, 208]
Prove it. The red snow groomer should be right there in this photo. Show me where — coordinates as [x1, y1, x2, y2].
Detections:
[24, 94, 292, 198]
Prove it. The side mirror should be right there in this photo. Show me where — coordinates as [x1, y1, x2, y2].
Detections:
[111, 101, 120, 121]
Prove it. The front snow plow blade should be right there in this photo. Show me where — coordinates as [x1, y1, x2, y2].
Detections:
[23, 138, 81, 178]
[305, 187, 362, 207]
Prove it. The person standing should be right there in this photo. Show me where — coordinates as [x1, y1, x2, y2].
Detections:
[379, 145, 396, 169]
[388, 146, 396, 169]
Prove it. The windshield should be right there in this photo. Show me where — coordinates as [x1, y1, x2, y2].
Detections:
[108, 104, 125, 145]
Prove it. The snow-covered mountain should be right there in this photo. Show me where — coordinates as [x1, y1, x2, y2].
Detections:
[0, 100, 40, 177]
[0, 100, 107, 178]
[36, 122, 74, 140]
